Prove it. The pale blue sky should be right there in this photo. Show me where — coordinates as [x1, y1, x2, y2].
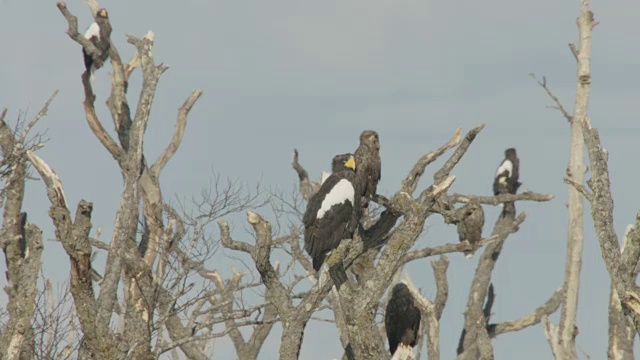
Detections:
[1, 0, 640, 359]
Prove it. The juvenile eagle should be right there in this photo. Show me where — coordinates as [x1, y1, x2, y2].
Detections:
[457, 203, 485, 259]
[493, 148, 521, 196]
[385, 282, 421, 356]
[354, 130, 381, 209]
[303, 154, 360, 271]
[82, 9, 112, 80]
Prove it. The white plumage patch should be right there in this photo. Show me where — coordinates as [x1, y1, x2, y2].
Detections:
[316, 179, 355, 219]
[320, 171, 331, 184]
[84, 22, 100, 39]
[465, 253, 474, 259]
[496, 159, 513, 178]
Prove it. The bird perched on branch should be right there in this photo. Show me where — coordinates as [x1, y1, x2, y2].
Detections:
[303, 154, 360, 271]
[457, 203, 485, 259]
[354, 130, 381, 209]
[493, 148, 521, 196]
[493, 148, 521, 217]
[385, 282, 421, 356]
[82, 8, 112, 81]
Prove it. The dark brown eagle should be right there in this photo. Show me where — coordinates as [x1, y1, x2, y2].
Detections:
[385, 282, 421, 356]
[457, 203, 485, 258]
[354, 130, 381, 209]
[303, 154, 360, 271]
[493, 148, 521, 217]
[493, 148, 521, 196]
[82, 8, 112, 80]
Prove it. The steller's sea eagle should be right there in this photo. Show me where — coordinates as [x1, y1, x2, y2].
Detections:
[303, 154, 360, 271]
[83, 9, 111, 80]
[493, 148, 521, 196]
[385, 282, 421, 356]
[457, 203, 485, 259]
[493, 148, 521, 217]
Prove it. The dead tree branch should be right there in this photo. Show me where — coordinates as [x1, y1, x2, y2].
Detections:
[456, 211, 528, 360]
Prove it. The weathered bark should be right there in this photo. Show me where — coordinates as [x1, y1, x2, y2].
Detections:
[219, 212, 336, 360]
[1, 223, 44, 360]
[608, 283, 636, 360]
[580, 120, 640, 334]
[56, 3, 203, 358]
[605, 227, 636, 360]
[0, 94, 56, 359]
[457, 209, 525, 360]
[557, 1, 596, 358]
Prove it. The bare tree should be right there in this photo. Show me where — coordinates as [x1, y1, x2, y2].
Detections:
[532, 1, 640, 359]
[0, 94, 57, 360]
[3, 1, 269, 359]
[533, 1, 596, 358]
[4, 0, 640, 359]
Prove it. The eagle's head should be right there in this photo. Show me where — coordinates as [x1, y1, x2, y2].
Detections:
[332, 153, 356, 172]
[97, 8, 109, 19]
[392, 282, 411, 296]
[504, 148, 517, 160]
[359, 130, 380, 150]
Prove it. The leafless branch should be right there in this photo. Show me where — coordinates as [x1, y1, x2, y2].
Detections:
[491, 287, 565, 336]
[529, 74, 573, 122]
[402, 126, 462, 194]
[151, 89, 203, 177]
[291, 149, 321, 201]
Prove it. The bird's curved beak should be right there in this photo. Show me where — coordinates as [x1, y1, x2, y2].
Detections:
[344, 157, 356, 170]
[98, 9, 108, 18]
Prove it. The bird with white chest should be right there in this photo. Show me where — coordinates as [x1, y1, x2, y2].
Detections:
[82, 8, 111, 81]
[493, 147, 521, 197]
[303, 154, 360, 272]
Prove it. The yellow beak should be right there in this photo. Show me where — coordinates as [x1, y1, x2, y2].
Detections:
[344, 157, 356, 170]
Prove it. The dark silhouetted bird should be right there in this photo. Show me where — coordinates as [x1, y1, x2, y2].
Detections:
[83, 9, 111, 80]
[354, 130, 381, 209]
[385, 282, 421, 356]
[303, 154, 360, 271]
[493, 148, 521, 196]
[457, 203, 485, 259]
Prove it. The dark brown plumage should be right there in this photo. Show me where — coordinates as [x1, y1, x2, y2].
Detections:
[493, 148, 521, 218]
[331, 153, 354, 173]
[82, 9, 112, 79]
[354, 130, 381, 209]
[493, 148, 521, 196]
[457, 203, 485, 259]
[303, 154, 359, 271]
[385, 283, 421, 356]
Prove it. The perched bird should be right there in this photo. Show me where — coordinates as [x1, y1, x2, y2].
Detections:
[354, 130, 381, 209]
[82, 9, 111, 80]
[493, 148, 521, 196]
[303, 154, 360, 271]
[457, 203, 485, 259]
[385, 282, 421, 356]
